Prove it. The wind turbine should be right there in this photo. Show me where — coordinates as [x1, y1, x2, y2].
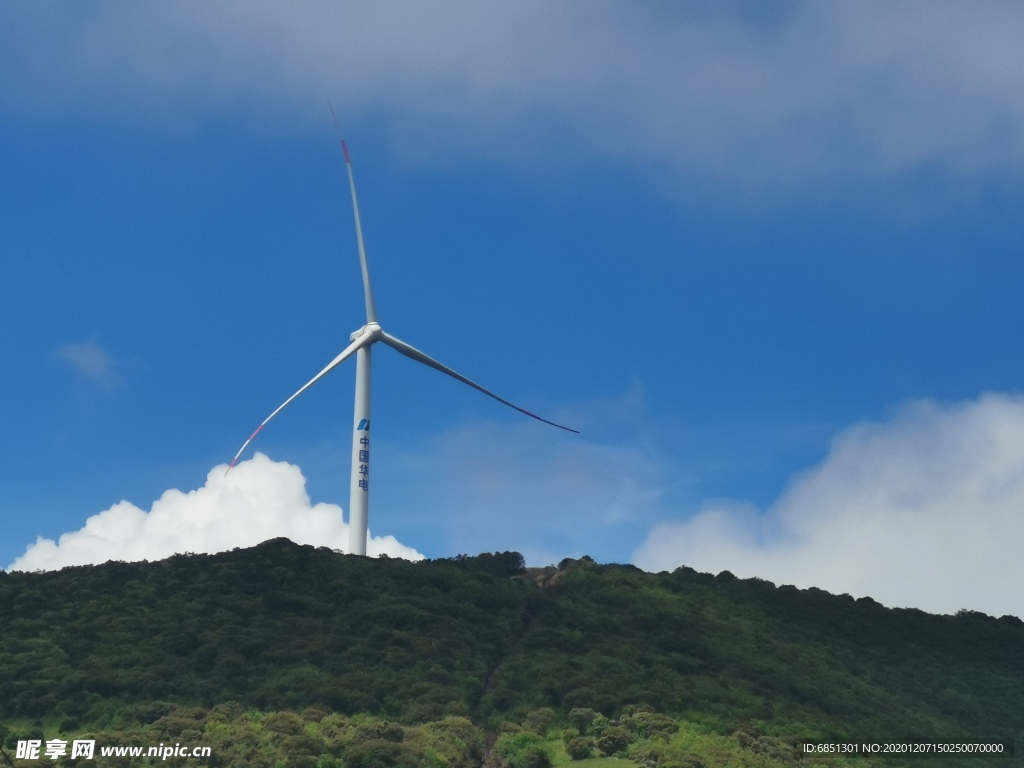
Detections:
[228, 139, 578, 556]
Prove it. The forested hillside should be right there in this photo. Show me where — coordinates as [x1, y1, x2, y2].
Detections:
[1, 538, 1021, 767]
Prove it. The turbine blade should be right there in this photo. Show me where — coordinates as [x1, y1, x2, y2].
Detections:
[226, 330, 375, 473]
[329, 120, 378, 325]
[380, 331, 579, 433]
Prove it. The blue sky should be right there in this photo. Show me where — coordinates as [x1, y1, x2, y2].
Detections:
[3, 2, 1024, 617]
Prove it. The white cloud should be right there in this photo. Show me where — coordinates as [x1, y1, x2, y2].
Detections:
[2, 2, 1024, 189]
[8, 453, 422, 571]
[55, 341, 119, 390]
[634, 393, 1024, 619]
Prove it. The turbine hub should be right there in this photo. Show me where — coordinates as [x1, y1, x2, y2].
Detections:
[351, 322, 383, 343]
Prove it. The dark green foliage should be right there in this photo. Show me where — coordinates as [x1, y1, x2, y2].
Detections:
[482, 558, 1024, 748]
[0, 539, 527, 724]
[441, 551, 527, 578]
[356, 720, 405, 743]
[346, 739, 417, 768]
[2, 537, 1024, 764]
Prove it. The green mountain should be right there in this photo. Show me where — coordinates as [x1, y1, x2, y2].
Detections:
[1, 538, 1021, 767]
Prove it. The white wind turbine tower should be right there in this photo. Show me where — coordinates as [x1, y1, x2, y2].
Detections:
[228, 139, 578, 556]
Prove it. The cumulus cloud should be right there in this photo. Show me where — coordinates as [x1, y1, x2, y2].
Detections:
[8, 453, 422, 571]
[2, 2, 1024, 189]
[634, 393, 1024, 618]
[55, 341, 119, 390]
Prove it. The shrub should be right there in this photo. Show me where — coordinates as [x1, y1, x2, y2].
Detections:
[625, 711, 677, 739]
[494, 731, 552, 768]
[524, 708, 555, 734]
[346, 739, 418, 768]
[567, 708, 597, 734]
[564, 736, 595, 760]
[264, 711, 305, 735]
[595, 725, 632, 756]
[356, 721, 405, 743]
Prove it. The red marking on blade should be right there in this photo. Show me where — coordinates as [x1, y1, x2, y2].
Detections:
[225, 424, 267, 475]
[342, 139, 351, 164]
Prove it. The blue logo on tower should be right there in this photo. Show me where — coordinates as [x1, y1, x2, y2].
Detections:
[356, 420, 370, 491]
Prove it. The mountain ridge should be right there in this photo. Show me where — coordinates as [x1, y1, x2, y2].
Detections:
[1, 538, 1021, 766]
